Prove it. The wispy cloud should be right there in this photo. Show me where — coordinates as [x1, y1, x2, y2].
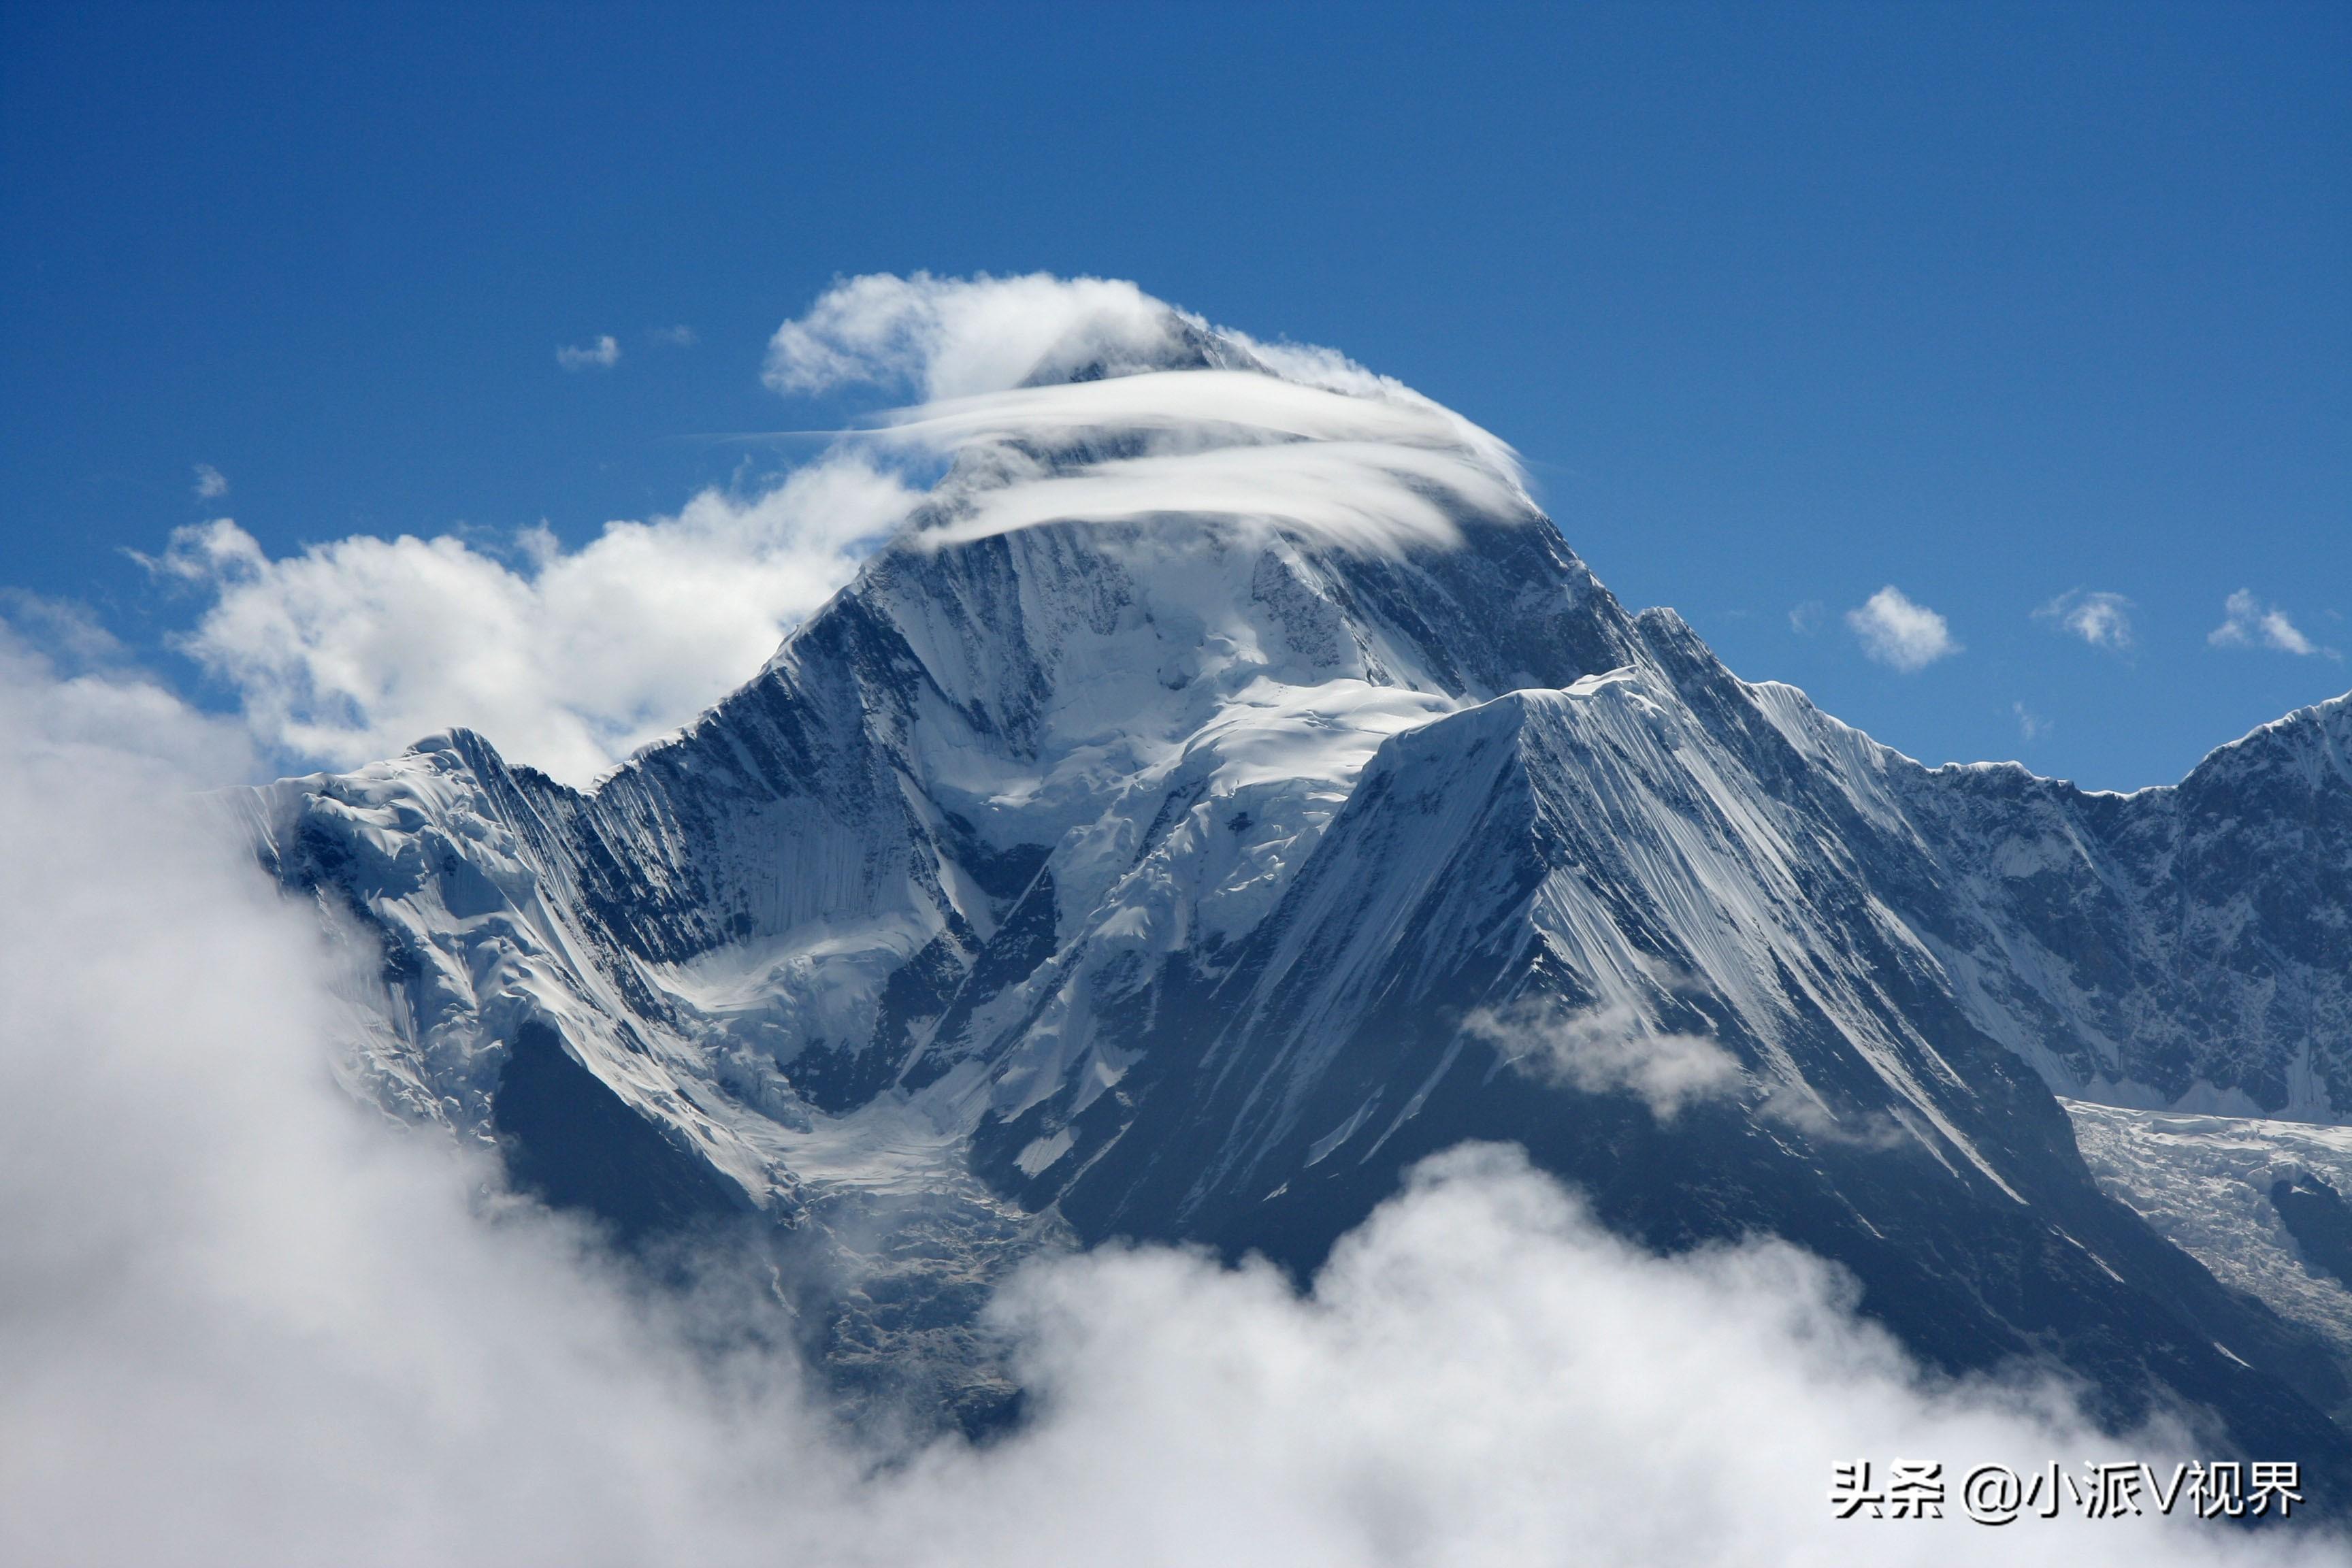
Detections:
[556, 334, 621, 372]
[768, 273, 1536, 559]
[650, 325, 698, 348]
[1787, 600, 1825, 635]
[192, 463, 229, 500]
[2210, 589, 2332, 657]
[1466, 1002, 1742, 1120]
[1756, 1085, 1913, 1152]
[2012, 701, 2048, 740]
[1846, 586, 1959, 672]
[2035, 589, 2133, 652]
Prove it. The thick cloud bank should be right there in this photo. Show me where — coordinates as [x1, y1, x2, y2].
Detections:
[2, 630, 2336, 1566]
[159, 455, 915, 787]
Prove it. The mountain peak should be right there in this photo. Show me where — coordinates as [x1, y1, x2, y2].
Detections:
[244, 280, 2352, 1482]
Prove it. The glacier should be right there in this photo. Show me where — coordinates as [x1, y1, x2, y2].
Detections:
[2068, 1101, 2352, 1371]
[239, 291, 2352, 1482]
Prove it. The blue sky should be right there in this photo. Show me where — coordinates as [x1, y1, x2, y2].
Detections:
[2, 1, 2344, 791]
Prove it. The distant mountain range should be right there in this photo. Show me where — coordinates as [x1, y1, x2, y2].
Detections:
[241, 316, 2352, 1492]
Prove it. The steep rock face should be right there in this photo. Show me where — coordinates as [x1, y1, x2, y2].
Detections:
[1881, 697, 2352, 1119]
[244, 344, 2352, 1475]
[249, 504, 1640, 1192]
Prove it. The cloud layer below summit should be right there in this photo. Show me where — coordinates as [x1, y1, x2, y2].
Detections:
[0, 625, 2335, 1567]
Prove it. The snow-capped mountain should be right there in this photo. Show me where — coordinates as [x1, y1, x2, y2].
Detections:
[243, 303, 2352, 1474]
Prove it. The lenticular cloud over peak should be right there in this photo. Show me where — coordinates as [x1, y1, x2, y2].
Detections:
[768, 270, 1524, 462]
[765, 270, 1258, 399]
[775, 272, 1538, 557]
[155, 273, 1540, 785]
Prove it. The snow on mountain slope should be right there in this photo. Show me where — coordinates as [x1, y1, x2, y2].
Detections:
[246, 509, 1635, 1189]
[246, 276, 2352, 1476]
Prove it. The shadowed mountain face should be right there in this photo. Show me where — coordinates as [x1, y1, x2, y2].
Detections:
[244, 335, 2352, 1483]
[2275, 1174, 2352, 1294]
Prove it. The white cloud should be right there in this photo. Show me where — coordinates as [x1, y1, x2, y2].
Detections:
[2014, 701, 2050, 741]
[0, 647, 2336, 1566]
[1757, 1085, 1914, 1152]
[2210, 589, 2329, 657]
[154, 457, 917, 787]
[768, 274, 1536, 559]
[766, 270, 1197, 400]
[193, 463, 229, 500]
[913, 417, 1526, 557]
[0, 608, 255, 781]
[557, 333, 622, 372]
[1467, 1002, 1742, 1120]
[1847, 586, 1961, 672]
[651, 325, 698, 348]
[2036, 589, 2134, 652]
[1788, 600, 1826, 635]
